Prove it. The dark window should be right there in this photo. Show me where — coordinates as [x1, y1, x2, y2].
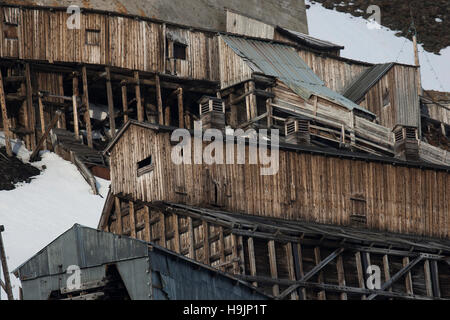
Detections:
[3, 23, 18, 40]
[137, 155, 154, 176]
[173, 42, 187, 60]
[86, 29, 100, 45]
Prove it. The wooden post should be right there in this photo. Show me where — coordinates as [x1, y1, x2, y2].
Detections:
[218, 227, 226, 271]
[105, 67, 116, 137]
[229, 93, 238, 128]
[114, 197, 122, 234]
[231, 234, 239, 274]
[266, 88, 273, 128]
[57, 75, 66, 129]
[188, 217, 195, 259]
[25, 63, 36, 150]
[164, 106, 171, 126]
[160, 213, 166, 247]
[0, 71, 12, 157]
[336, 254, 347, 300]
[29, 111, 61, 162]
[268, 240, 279, 296]
[355, 251, 366, 300]
[81, 66, 93, 148]
[203, 221, 210, 265]
[155, 75, 164, 125]
[144, 206, 151, 242]
[424, 260, 433, 297]
[173, 214, 181, 254]
[314, 247, 326, 300]
[403, 257, 414, 295]
[20, 82, 31, 149]
[248, 80, 257, 119]
[177, 87, 184, 128]
[37, 93, 47, 150]
[129, 201, 136, 238]
[0, 226, 14, 300]
[247, 237, 257, 287]
[134, 71, 144, 122]
[245, 83, 251, 121]
[72, 76, 80, 141]
[284, 243, 298, 300]
[121, 84, 129, 123]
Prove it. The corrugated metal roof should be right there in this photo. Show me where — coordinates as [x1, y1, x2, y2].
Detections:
[220, 35, 375, 117]
[276, 26, 344, 51]
[342, 63, 395, 103]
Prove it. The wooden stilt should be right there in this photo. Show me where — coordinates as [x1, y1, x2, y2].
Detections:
[268, 240, 280, 296]
[155, 75, 164, 125]
[25, 63, 36, 151]
[57, 75, 66, 129]
[105, 67, 116, 137]
[121, 84, 128, 123]
[177, 87, 184, 128]
[114, 197, 122, 234]
[247, 237, 257, 287]
[37, 92, 47, 150]
[72, 76, 80, 141]
[134, 71, 144, 122]
[19, 81, 31, 149]
[0, 71, 13, 157]
[29, 111, 61, 162]
[0, 226, 14, 300]
[81, 66, 93, 148]
[129, 201, 136, 238]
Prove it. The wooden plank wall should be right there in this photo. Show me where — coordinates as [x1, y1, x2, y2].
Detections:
[109, 124, 449, 239]
[0, 6, 219, 81]
[226, 11, 275, 39]
[359, 65, 420, 129]
[297, 49, 369, 94]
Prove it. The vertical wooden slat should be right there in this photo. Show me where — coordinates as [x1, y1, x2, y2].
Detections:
[218, 226, 225, 271]
[143, 206, 151, 242]
[81, 66, 93, 148]
[238, 236, 246, 275]
[247, 237, 257, 287]
[355, 251, 367, 300]
[430, 260, 441, 298]
[424, 259, 433, 297]
[382, 255, 393, 297]
[402, 257, 414, 295]
[160, 212, 166, 247]
[0, 70, 12, 156]
[293, 243, 306, 300]
[230, 234, 239, 274]
[105, 67, 116, 136]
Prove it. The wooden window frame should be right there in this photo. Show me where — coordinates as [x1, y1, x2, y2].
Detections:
[85, 29, 101, 46]
[137, 155, 154, 177]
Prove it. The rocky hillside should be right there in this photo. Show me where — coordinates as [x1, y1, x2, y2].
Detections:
[308, 0, 449, 54]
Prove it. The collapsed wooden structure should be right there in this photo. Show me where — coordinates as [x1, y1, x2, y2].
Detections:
[1, 3, 449, 300]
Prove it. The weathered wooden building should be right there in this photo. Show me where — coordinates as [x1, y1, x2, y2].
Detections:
[1, 2, 449, 300]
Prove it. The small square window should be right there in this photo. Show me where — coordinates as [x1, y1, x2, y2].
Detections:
[173, 42, 187, 60]
[137, 155, 154, 176]
[3, 23, 18, 40]
[86, 29, 100, 46]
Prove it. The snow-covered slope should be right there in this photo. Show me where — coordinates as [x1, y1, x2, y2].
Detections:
[0, 133, 110, 299]
[306, 0, 450, 92]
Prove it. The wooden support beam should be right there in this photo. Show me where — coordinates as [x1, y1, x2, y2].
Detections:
[293, 243, 306, 300]
[266, 88, 273, 128]
[144, 206, 151, 242]
[0, 71, 12, 157]
[0, 226, 14, 300]
[218, 226, 226, 271]
[430, 260, 441, 298]
[20, 82, 31, 149]
[164, 106, 171, 126]
[188, 217, 195, 259]
[160, 212, 166, 247]
[25, 63, 36, 150]
[403, 257, 414, 295]
[248, 81, 258, 120]
[105, 67, 116, 137]
[121, 84, 129, 123]
[367, 255, 424, 300]
[57, 75, 66, 129]
[284, 243, 298, 300]
[173, 214, 181, 254]
[203, 221, 210, 265]
[155, 75, 164, 125]
[424, 259, 433, 297]
[229, 93, 238, 128]
[72, 76, 80, 141]
[37, 93, 46, 150]
[247, 237, 257, 287]
[336, 254, 347, 300]
[29, 111, 61, 162]
[238, 236, 246, 275]
[129, 201, 136, 238]
[268, 240, 280, 296]
[277, 247, 344, 300]
[134, 71, 144, 122]
[81, 66, 93, 148]
[177, 87, 184, 128]
[355, 251, 367, 300]
[382, 255, 393, 298]
[115, 197, 122, 234]
[314, 247, 326, 300]
[245, 83, 251, 121]
[231, 234, 239, 274]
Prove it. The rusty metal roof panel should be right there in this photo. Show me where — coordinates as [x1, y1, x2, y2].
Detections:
[342, 63, 395, 103]
[221, 35, 375, 117]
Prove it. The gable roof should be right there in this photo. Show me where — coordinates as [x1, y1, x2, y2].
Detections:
[220, 34, 375, 117]
[342, 63, 395, 103]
